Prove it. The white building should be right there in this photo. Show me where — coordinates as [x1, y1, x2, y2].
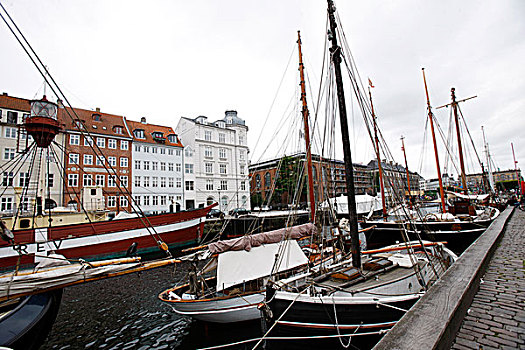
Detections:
[176, 110, 250, 212]
[127, 118, 184, 214]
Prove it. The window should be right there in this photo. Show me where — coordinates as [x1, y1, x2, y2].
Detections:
[240, 150, 245, 160]
[84, 154, 93, 165]
[239, 135, 244, 145]
[221, 196, 228, 209]
[144, 146, 149, 153]
[120, 157, 128, 167]
[120, 196, 128, 207]
[205, 130, 212, 141]
[2, 127, 15, 139]
[255, 174, 261, 189]
[206, 179, 214, 191]
[160, 196, 167, 206]
[108, 175, 116, 187]
[152, 196, 158, 206]
[167, 134, 177, 143]
[134, 129, 145, 139]
[68, 134, 79, 145]
[160, 162, 166, 171]
[219, 148, 226, 159]
[68, 173, 78, 187]
[185, 181, 194, 191]
[152, 147, 157, 154]
[168, 177, 174, 187]
[83, 174, 93, 187]
[240, 181, 246, 191]
[220, 180, 228, 190]
[240, 165, 245, 175]
[142, 161, 150, 171]
[47, 173, 54, 188]
[120, 176, 128, 187]
[96, 174, 105, 186]
[97, 137, 105, 148]
[99, 156, 108, 166]
[69, 153, 79, 165]
[205, 163, 213, 174]
[107, 196, 116, 207]
[143, 196, 150, 206]
[264, 172, 271, 187]
[160, 148, 165, 155]
[1, 197, 13, 212]
[114, 126, 124, 135]
[160, 177, 166, 187]
[121, 140, 129, 150]
[185, 164, 194, 174]
[84, 136, 93, 146]
[176, 178, 182, 188]
[18, 172, 29, 187]
[168, 149, 173, 155]
[176, 163, 181, 172]
[134, 144, 141, 152]
[152, 177, 158, 187]
[143, 176, 150, 187]
[152, 162, 158, 171]
[134, 196, 141, 206]
[220, 164, 227, 175]
[2, 172, 13, 186]
[108, 139, 117, 149]
[219, 133, 226, 143]
[205, 146, 212, 158]
[134, 176, 141, 187]
[185, 148, 193, 157]
[135, 160, 141, 170]
[3, 148, 14, 160]
[176, 149, 181, 156]
[168, 163, 174, 171]
[7, 111, 18, 124]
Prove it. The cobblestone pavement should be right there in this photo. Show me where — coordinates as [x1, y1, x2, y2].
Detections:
[451, 208, 525, 350]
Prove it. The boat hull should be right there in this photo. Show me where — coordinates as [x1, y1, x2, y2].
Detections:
[0, 290, 63, 350]
[0, 206, 214, 270]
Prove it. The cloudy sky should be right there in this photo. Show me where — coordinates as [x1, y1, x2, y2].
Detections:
[1, 0, 523, 179]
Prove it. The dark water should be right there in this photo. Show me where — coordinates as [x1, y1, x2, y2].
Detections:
[41, 262, 263, 350]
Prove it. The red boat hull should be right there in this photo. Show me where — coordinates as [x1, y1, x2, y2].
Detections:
[0, 205, 214, 270]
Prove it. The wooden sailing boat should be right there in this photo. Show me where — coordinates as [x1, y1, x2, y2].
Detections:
[158, 31, 325, 324]
[261, 2, 458, 346]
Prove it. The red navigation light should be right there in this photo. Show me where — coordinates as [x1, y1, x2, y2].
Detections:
[25, 96, 61, 148]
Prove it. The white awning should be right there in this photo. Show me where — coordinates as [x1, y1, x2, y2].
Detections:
[216, 240, 308, 292]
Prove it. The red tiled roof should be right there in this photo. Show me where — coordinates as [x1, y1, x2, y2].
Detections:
[126, 119, 183, 147]
[0, 94, 31, 112]
[58, 106, 131, 138]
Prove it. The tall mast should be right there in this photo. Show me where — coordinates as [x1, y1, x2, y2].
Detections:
[482, 126, 494, 192]
[297, 30, 316, 223]
[422, 68, 447, 213]
[401, 136, 412, 206]
[369, 86, 387, 219]
[327, 0, 360, 268]
[451, 88, 468, 194]
[511, 142, 520, 195]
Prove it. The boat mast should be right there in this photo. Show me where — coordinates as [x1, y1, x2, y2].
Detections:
[451, 88, 469, 194]
[327, 0, 360, 267]
[511, 142, 520, 196]
[482, 126, 494, 193]
[422, 68, 447, 213]
[401, 136, 412, 206]
[369, 87, 387, 219]
[297, 30, 316, 223]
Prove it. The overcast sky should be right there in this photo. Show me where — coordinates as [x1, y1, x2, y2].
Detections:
[1, 0, 523, 179]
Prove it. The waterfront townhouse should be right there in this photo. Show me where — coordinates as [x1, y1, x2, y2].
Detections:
[175, 110, 250, 212]
[127, 118, 184, 214]
[0, 93, 65, 216]
[60, 106, 133, 213]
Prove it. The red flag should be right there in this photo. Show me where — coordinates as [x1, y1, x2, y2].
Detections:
[368, 78, 375, 88]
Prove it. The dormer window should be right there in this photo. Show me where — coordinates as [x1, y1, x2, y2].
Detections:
[167, 134, 177, 143]
[75, 120, 85, 130]
[92, 114, 101, 121]
[114, 126, 124, 135]
[152, 132, 165, 143]
[134, 129, 145, 139]
[216, 121, 226, 128]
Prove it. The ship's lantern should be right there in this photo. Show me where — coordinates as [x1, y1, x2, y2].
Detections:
[25, 95, 61, 148]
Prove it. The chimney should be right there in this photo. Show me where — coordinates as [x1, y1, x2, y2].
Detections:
[2, 92, 7, 96]
[96, 107, 101, 113]
[141, 117, 146, 123]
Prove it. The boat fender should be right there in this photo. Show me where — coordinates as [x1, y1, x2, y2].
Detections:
[258, 302, 273, 322]
[126, 242, 138, 257]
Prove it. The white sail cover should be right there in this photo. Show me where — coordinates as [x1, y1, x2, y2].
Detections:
[446, 191, 490, 201]
[321, 194, 383, 215]
[216, 240, 308, 292]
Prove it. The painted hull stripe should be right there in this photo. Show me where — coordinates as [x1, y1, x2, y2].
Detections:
[171, 302, 260, 315]
[276, 320, 397, 330]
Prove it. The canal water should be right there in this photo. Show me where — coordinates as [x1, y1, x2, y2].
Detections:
[41, 262, 263, 350]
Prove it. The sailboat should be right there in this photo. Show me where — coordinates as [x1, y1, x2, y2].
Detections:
[259, 1, 458, 346]
[158, 31, 332, 324]
[361, 82, 499, 254]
